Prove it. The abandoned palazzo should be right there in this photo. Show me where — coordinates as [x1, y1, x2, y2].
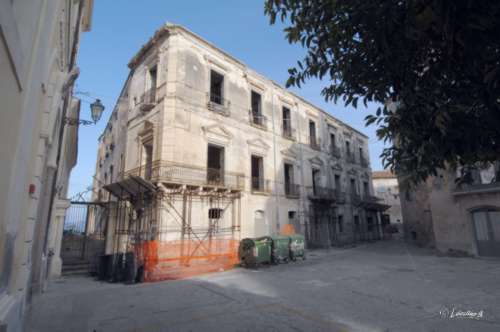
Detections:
[92, 24, 388, 280]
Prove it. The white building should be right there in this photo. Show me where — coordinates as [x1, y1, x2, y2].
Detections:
[94, 24, 388, 281]
[0, 1, 93, 331]
[372, 170, 404, 236]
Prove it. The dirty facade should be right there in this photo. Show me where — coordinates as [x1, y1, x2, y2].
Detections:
[93, 24, 387, 280]
[400, 164, 500, 257]
[372, 170, 404, 233]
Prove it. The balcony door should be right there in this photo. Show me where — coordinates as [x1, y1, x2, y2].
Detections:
[207, 144, 224, 185]
[284, 163, 294, 195]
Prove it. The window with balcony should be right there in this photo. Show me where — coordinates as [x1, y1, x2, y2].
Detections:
[350, 178, 357, 194]
[309, 120, 319, 150]
[143, 142, 153, 180]
[330, 133, 339, 157]
[312, 168, 320, 195]
[251, 155, 264, 191]
[282, 106, 293, 139]
[210, 70, 224, 105]
[250, 91, 265, 128]
[284, 163, 297, 196]
[207, 144, 224, 185]
[139, 65, 157, 111]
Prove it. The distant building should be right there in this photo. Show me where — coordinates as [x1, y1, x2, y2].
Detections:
[92, 24, 389, 281]
[372, 170, 403, 235]
[399, 164, 500, 257]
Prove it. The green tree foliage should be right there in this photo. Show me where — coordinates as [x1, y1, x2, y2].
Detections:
[265, 0, 500, 183]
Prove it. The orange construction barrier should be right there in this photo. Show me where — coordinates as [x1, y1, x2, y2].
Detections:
[135, 239, 239, 281]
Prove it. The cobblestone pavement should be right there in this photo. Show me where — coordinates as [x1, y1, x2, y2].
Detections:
[26, 241, 500, 332]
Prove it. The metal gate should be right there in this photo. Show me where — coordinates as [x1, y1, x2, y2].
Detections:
[61, 202, 108, 275]
[472, 209, 500, 257]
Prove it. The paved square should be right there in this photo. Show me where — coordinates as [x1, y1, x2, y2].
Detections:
[27, 241, 500, 331]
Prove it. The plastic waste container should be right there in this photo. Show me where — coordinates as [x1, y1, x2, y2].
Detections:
[271, 235, 291, 264]
[239, 236, 272, 267]
[289, 234, 306, 261]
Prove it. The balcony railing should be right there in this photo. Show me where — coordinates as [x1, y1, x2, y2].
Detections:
[308, 186, 335, 200]
[282, 125, 296, 140]
[138, 87, 156, 112]
[249, 111, 268, 130]
[284, 182, 300, 198]
[330, 145, 341, 158]
[207, 92, 230, 116]
[310, 137, 321, 151]
[251, 178, 272, 194]
[126, 161, 245, 190]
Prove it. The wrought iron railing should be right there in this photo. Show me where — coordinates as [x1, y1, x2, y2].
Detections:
[126, 161, 245, 190]
[284, 182, 300, 197]
[308, 186, 335, 200]
[207, 92, 230, 116]
[251, 178, 272, 193]
[310, 137, 321, 151]
[249, 111, 268, 129]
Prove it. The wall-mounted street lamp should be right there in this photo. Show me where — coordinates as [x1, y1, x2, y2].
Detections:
[64, 98, 105, 126]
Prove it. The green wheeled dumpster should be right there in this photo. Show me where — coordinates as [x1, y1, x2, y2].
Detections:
[289, 234, 306, 261]
[271, 235, 291, 264]
[239, 237, 272, 267]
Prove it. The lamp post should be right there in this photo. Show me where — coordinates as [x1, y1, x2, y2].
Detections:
[64, 98, 104, 126]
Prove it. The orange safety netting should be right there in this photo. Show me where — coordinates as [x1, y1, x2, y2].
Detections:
[135, 239, 240, 281]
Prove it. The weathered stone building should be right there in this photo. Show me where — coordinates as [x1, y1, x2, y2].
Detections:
[400, 164, 500, 256]
[0, 1, 94, 330]
[93, 24, 387, 280]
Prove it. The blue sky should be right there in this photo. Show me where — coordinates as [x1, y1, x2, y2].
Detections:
[70, 0, 387, 198]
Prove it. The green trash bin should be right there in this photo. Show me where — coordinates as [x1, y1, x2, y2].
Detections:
[289, 234, 306, 261]
[239, 236, 272, 267]
[271, 235, 291, 264]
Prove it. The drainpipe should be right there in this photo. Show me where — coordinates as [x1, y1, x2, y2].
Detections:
[270, 88, 280, 234]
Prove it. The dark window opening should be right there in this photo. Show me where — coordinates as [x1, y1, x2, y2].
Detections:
[309, 120, 317, 147]
[312, 169, 320, 195]
[346, 141, 351, 156]
[210, 70, 224, 104]
[207, 144, 224, 185]
[251, 155, 264, 191]
[282, 106, 292, 137]
[208, 208, 223, 219]
[149, 66, 157, 91]
[143, 143, 153, 180]
[334, 174, 341, 191]
[288, 211, 296, 219]
[251, 91, 262, 124]
[354, 216, 360, 232]
[284, 163, 294, 195]
[367, 217, 374, 232]
[350, 178, 357, 194]
[411, 231, 417, 240]
[363, 181, 369, 197]
[338, 215, 344, 233]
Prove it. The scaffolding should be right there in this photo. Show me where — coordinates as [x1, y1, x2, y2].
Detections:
[104, 175, 241, 282]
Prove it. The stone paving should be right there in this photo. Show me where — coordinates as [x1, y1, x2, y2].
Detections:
[26, 241, 500, 332]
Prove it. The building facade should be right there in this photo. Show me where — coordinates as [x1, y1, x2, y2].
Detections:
[0, 1, 93, 331]
[93, 24, 387, 281]
[372, 170, 404, 236]
[400, 164, 500, 256]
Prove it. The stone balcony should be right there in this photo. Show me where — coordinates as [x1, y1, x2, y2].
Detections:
[137, 87, 156, 113]
[248, 111, 268, 130]
[125, 161, 245, 191]
[207, 92, 230, 116]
